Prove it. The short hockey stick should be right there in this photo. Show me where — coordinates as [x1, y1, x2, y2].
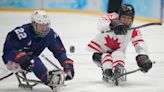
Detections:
[113, 68, 141, 80]
[0, 72, 13, 81]
[105, 22, 162, 33]
[113, 61, 156, 80]
[41, 54, 65, 72]
[128, 22, 162, 30]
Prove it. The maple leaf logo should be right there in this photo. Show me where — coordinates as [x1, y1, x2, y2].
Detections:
[104, 35, 120, 50]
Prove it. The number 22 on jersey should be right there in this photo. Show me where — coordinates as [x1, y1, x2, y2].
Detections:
[14, 28, 27, 40]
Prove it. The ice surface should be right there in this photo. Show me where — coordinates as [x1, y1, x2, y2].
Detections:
[0, 11, 164, 92]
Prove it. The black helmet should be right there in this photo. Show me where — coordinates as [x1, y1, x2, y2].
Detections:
[118, 4, 135, 19]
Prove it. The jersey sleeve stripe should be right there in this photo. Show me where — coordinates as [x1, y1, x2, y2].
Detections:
[132, 39, 144, 46]
[88, 44, 101, 52]
[91, 41, 101, 49]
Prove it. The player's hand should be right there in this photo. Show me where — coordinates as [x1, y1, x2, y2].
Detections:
[136, 54, 152, 73]
[15, 52, 32, 72]
[63, 59, 74, 80]
[6, 61, 22, 73]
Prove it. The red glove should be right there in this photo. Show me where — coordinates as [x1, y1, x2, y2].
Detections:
[15, 52, 32, 71]
[63, 59, 74, 80]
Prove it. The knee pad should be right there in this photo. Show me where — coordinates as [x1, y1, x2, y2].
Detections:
[101, 53, 113, 70]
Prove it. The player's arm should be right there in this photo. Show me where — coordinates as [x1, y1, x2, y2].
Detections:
[131, 29, 148, 54]
[47, 32, 67, 64]
[131, 29, 152, 72]
[2, 30, 22, 64]
[86, 33, 106, 66]
[2, 27, 32, 72]
[48, 32, 74, 80]
[87, 33, 103, 53]
[98, 12, 119, 33]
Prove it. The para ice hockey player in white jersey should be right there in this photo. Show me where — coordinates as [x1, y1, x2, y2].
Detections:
[87, 4, 153, 80]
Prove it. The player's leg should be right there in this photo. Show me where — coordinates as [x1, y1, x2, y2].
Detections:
[31, 56, 64, 88]
[111, 51, 125, 71]
[31, 56, 48, 83]
[111, 51, 126, 81]
[101, 53, 113, 77]
[92, 52, 113, 77]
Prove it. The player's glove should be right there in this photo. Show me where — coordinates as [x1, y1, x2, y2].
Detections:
[15, 52, 32, 72]
[63, 59, 74, 80]
[110, 22, 129, 35]
[92, 53, 102, 67]
[136, 54, 152, 73]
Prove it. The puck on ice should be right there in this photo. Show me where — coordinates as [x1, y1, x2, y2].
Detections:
[70, 46, 75, 53]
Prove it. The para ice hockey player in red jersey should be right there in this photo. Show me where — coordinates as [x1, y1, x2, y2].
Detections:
[87, 4, 152, 81]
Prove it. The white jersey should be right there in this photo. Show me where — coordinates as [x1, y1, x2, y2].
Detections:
[87, 13, 148, 55]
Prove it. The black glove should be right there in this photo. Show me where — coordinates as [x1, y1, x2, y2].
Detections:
[63, 59, 74, 80]
[92, 53, 102, 62]
[110, 22, 129, 35]
[136, 54, 152, 73]
[92, 53, 102, 67]
[15, 52, 32, 72]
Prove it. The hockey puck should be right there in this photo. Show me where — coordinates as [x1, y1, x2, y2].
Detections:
[70, 46, 75, 53]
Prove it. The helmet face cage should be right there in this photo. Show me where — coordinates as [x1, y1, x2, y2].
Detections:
[118, 4, 135, 27]
[31, 10, 50, 37]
